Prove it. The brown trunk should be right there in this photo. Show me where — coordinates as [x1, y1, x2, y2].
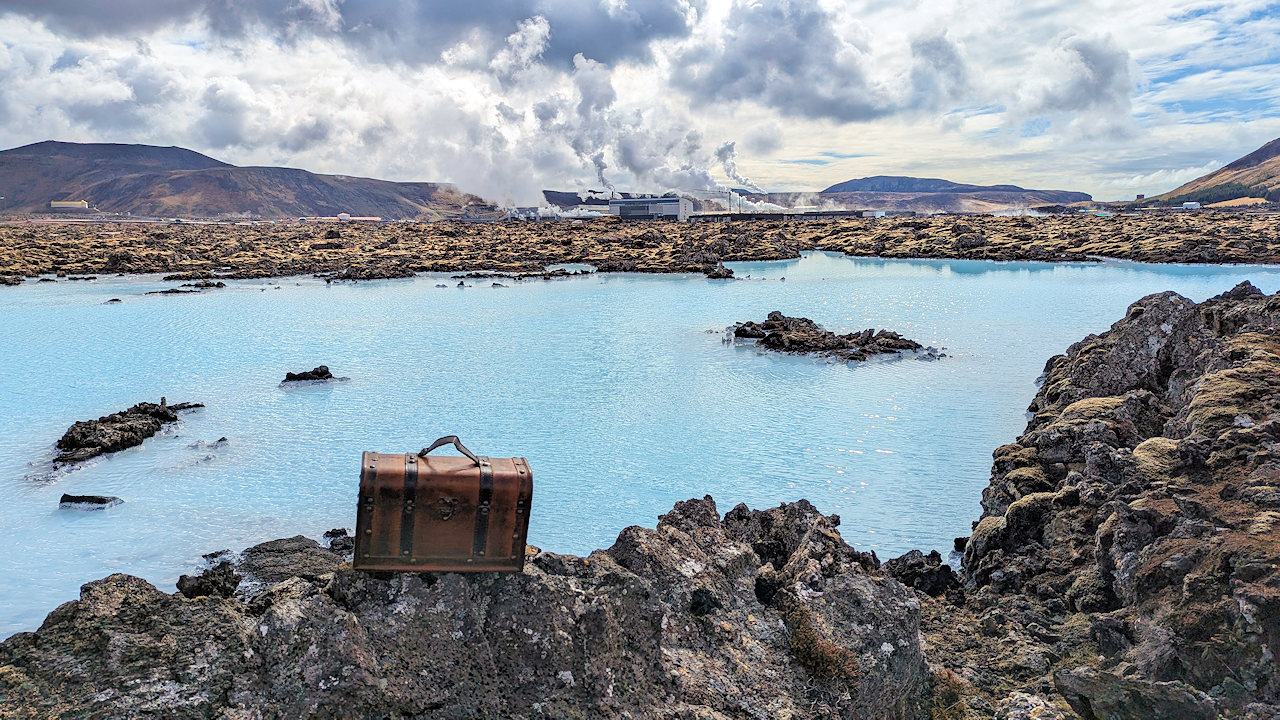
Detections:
[354, 437, 532, 572]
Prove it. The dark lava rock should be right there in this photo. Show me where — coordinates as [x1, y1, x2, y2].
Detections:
[955, 282, 1280, 717]
[733, 311, 938, 362]
[883, 549, 960, 597]
[145, 287, 201, 295]
[453, 271, 515, 279]
[238, 535, 346, 585]
[323, 528, 355, 555]
[58, 494, 123, 510]
[282, 365, 343, 383]
[0, 275, 23, 286]
[103, 298, 121, 304]
[705, 262, 735, 279]
[163, 271, 218, 281]
[0, 498, 930, 718]
[54, 399, 203, 464]
[176, 561, 241, 599]
[317, 263, 415, 282]
[1055, 666, 1216, 720]
[180, 280, 226, 289]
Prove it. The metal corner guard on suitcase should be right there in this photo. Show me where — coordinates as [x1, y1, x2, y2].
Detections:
[353, 436, 534, 572]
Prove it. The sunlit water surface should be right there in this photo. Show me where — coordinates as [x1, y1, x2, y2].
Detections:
[3, 252, 1279, 635]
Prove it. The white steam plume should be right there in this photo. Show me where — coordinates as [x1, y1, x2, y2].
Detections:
[714, 141, 764, 193]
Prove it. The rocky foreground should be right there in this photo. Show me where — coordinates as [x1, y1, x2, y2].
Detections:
[2, 284, 1279, 718]
[733, 311, 935, 362]
[1, 212, 1279, 282]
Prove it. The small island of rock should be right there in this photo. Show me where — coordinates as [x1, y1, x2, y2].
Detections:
[281, 365, 348, 383]
[733, 311, 940, 362]
[54, 398, 204, 465]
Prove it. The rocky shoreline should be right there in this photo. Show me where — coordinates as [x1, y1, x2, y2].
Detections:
[2, 284, 1278, 718]
[1, 213, 1278, 283]
[733, 311, 939, 362]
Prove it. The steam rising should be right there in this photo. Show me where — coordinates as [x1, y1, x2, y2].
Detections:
[714, 141, 765, 193]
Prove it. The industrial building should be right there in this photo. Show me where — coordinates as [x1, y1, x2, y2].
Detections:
[608, 197, 692, 222]
[49, 200, 89, 210]
[299, 213, 382, 222]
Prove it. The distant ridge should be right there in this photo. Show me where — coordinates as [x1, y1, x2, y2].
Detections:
[821, 176, 1031, 194]
[1150, 137, 1280, 205]
[0, 141, 486, 220]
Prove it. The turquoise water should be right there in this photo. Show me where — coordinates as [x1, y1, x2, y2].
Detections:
[2, 252, 1280, 636]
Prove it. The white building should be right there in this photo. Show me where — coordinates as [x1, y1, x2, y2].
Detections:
[861, 210, 886, 218]
[1182, 202, 1202, 210]
[608, 197, 692, 222]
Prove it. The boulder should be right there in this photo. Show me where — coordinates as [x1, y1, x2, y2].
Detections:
[1055, 666, 1216, 720]
[281, 365, 346, 383]
[176, 561, 241, 598]
[883, 549, 961, 598]
[705, 262, 735, 279]
[58, 494, 123, 510]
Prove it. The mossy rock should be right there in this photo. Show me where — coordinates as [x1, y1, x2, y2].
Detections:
[1132, 437, 1181, 480]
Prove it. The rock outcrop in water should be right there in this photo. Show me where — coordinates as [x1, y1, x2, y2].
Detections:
[734, 311, 936, 362]
[282, 365, 346, 383]
[53, 399, 203, 464]
[0, 498, 931, 719]
[57, 494, 123, 510]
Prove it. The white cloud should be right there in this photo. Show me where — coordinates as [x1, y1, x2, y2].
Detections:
[0, 1, 1277, 204]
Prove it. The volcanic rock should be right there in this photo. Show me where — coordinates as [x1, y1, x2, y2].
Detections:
[54, 399, 203, 464]
[176, 561, 241, 599]
[0, 498, 931, 718]
[733, 311, 938, 362]
[950, 281, 1280, 716]
[705, 261, 735, 279]
[281, 365, 345, 383]
[883, 549, 960, 598]
[323, 528, 355, 555]
[58, 494, 123, 510]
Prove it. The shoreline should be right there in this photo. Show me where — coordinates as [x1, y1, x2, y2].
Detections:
[2, 213, 1279, 283]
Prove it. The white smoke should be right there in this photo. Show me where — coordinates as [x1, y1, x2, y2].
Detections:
[714, 140, 765, 193]
[590, 151, 614, 193]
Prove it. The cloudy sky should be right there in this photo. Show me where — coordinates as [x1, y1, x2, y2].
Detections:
[1, 0, 1278, 204]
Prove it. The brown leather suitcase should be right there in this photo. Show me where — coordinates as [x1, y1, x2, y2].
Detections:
[353, 436, 533, 572]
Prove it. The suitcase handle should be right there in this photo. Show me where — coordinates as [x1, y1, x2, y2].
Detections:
[418, 435, 480, 466]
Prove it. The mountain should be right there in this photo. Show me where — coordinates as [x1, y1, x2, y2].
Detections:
[0, 141, 487, 220]
[821, 176, 1031, 194]
[817, 175, 1092, 213]
[1149, 137, 1280, 205]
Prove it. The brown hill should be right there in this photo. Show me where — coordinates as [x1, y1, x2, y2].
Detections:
[0, 141, 487, 220]
[1150, 137, 1280, 205]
